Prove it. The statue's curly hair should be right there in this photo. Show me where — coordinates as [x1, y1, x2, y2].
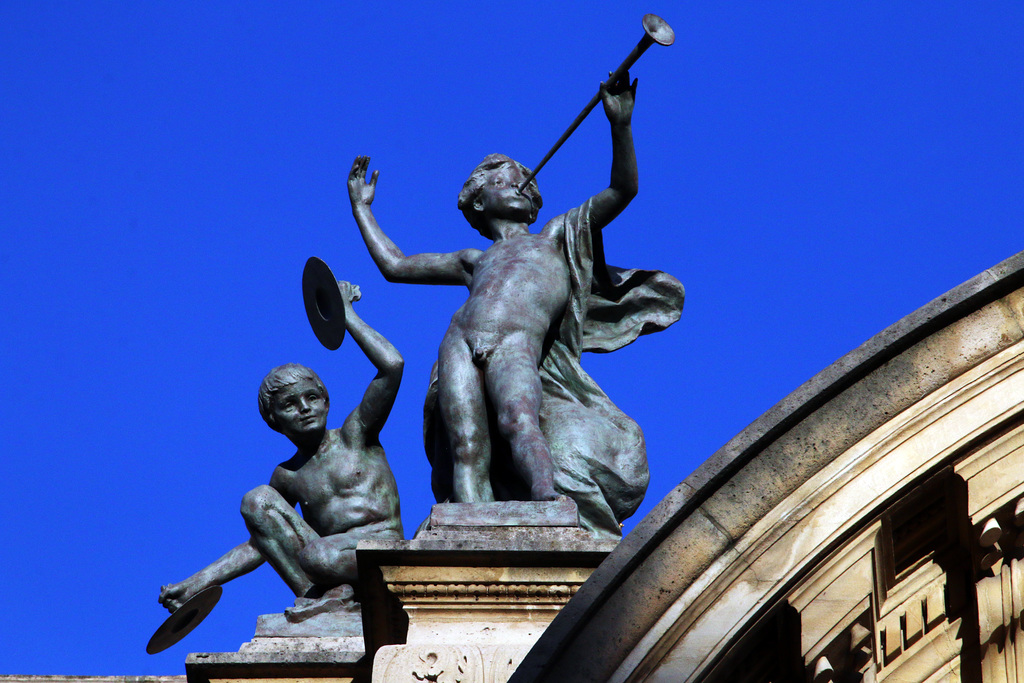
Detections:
[257, 363, 328, 431]
[457, 154, 543, 237]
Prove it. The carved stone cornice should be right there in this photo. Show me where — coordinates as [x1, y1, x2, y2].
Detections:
[378, 565, 595, 641]
[388, 582, 579, 604]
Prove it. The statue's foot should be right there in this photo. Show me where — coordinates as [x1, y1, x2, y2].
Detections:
[284, 584, 358, 623]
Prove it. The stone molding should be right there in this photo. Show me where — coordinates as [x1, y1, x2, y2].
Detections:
[185, 649, 367, 683]
[387, 581, 581, 602]
[380, 564, 596, 649]
[389, 583, 579, 602]
[362, 539, 610, 683]
[513, 251, 1024, 682]
[612, 335, 1024, 681]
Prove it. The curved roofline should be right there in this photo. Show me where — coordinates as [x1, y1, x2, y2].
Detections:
[514, 250, 1024, 682]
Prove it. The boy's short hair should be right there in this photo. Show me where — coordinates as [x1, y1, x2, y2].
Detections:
[258, 363, 329, 431]
[457, 154, 543, 237]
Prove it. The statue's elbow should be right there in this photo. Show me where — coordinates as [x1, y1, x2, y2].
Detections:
[614, 184, 638, 207]
[383, 354, 404, 379]
[380, 262, 407, 283]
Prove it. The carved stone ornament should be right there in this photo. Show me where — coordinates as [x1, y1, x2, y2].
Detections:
[376, 645, 529, 683]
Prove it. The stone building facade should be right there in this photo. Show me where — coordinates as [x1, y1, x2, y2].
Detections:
[514, 252, 1024, 682]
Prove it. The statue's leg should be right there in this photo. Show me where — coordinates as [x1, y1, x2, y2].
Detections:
[485, 348, 559, 501]
[437, 334, 494, 502]
[285, 526, 405, 622]
[240, 484, 318, 597]
[299, 525, 403, 588]
[298, 533, 358, 587]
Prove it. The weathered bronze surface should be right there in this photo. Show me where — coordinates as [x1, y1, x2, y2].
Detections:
[349, 63, 684, 539]
[155, 285, 404, 644]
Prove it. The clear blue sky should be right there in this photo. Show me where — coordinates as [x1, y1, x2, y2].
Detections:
[2, 2, 1022, 675]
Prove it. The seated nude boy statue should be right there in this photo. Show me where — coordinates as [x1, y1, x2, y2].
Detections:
[159, 283, 403, 621]
[348, 72, 638, 504]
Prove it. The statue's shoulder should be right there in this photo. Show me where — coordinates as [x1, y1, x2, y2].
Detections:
[270, 447, 314, 479]
[541, 197, 595, 241]
[319, 426, 381, 462]
[539, 212, 569, 241]
[267, 462, 296, 495]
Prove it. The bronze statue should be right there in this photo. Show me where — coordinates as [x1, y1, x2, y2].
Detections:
[158, 283, 403, 622]
[348, 70, 684, 539]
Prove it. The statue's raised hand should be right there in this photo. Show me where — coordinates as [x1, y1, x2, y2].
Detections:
[600, 70, 637, 127]
[338, 280, 362, 306]
[348, 156, 379, 207]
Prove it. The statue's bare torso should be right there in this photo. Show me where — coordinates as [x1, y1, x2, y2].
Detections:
[428, 206, 573, 503]
[271, 430, 400, 537]
[450, 229, 570, 362]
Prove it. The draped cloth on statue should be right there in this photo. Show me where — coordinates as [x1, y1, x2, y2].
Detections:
[423, 198, 685, 540]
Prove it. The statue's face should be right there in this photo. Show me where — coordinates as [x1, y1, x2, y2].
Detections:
[476, 164, 533, 221]
[271, 378, 328, 439]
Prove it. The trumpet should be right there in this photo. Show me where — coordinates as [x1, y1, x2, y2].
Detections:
[518, 13, 675, 193]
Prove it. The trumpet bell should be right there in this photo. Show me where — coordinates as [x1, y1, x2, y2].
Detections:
[302, 256, 347, 350]
[642, 14, 675, 47]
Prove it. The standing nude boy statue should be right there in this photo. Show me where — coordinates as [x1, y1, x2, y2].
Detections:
[159, 283, 403, 621]
[349, 73, 640, 505]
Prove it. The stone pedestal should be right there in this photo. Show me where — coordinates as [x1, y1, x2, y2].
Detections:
[359, 501, 616, 683]
[185, 610, 369, 683]
[185, 500, 614, 683]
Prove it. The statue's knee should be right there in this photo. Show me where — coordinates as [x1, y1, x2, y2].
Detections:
[449, 430, 487, 465]
[496, 413, 521, 438]
[299, 540, 357, 585]
[240, 484, 280, 524]
[298, 542, 328, 574]
[496, 407, 537, 441]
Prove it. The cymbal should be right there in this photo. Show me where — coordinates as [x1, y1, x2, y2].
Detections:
[146, 585, 222, 655]
[303, 256, 347, 350]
